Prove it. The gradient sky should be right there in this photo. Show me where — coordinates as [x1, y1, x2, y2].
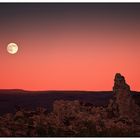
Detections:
[0, 3, 140, 91]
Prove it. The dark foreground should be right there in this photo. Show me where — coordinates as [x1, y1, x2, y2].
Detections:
[0, 89, 140, 115]
[0, 90, 140, 115]
[0, 89, 140, 137]
[0, 90, 113, 115]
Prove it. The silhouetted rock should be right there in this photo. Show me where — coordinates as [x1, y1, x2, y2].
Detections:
[108, 73, 140, 123]
[113, 73, 130, 93]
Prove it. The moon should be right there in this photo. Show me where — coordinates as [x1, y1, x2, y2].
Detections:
[7, 43, 18, 54]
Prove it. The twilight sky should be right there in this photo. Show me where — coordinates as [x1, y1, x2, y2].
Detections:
[0, 3, 140, 91]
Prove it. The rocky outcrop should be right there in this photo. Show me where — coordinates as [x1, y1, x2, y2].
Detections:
[108, 73, 140, 123]
[113, 73, 130, 93]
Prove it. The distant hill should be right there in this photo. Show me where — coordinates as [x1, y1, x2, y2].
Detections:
[0, 89, 139, 115]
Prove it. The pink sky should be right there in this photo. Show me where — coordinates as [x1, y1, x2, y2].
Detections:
[0, 4, 140, 91]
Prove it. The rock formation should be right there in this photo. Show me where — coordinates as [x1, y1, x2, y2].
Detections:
[113, 73, 130, 93]
[108, 73, 140, 123]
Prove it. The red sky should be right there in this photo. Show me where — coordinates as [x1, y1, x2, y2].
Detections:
[0, 4, 140, 91]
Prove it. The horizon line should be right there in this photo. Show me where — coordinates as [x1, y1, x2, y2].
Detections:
[0, 88, 139, 93]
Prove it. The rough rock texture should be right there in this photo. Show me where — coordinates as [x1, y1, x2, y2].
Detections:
[113, 73, 130, 93]
[108, 73, 140, 123]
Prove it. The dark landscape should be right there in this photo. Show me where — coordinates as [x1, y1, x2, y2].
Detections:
[0, 73, 140, 136]
[0, 90, 113, 115]
[0, 90, 139, 115]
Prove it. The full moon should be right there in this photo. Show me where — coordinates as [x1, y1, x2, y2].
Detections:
[7, 43, 18, 54]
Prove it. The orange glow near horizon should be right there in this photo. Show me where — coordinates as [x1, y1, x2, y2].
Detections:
[0, 4, 140, 91]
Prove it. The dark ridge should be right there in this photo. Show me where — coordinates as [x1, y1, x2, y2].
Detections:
[0, 89, 139, 115]
[0, 89, 112, 93]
